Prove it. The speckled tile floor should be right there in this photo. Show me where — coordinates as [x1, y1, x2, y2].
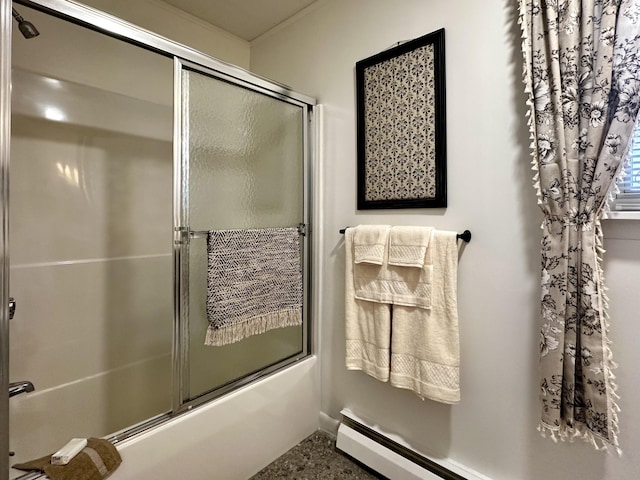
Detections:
[250, 430, 385, 480]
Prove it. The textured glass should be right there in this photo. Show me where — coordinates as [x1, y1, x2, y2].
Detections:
[183, 69, 304, 399]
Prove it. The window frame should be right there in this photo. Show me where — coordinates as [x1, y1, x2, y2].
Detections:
[607, 117, 640, 218]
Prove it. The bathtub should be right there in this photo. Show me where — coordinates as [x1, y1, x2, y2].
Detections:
[103, 357, 317, 480]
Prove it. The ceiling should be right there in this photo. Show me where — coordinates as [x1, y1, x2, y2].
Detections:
[161, 0, 319, 42]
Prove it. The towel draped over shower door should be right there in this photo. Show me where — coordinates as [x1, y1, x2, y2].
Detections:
[205, 227, 303, 346]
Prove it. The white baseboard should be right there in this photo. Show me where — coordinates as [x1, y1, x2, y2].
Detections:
[319, 411, 340, 435]
[336, 409, 492, 480]
[337, 422, 442, 480]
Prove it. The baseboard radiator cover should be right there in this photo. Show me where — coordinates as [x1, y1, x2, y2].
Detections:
[336, 409, 492, 480]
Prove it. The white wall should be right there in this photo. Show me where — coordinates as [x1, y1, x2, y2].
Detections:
[250, 1, 640, 479]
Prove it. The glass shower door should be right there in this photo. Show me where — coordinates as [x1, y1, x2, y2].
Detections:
[176, 62, 309, 402]
[8, 6, 175, 469]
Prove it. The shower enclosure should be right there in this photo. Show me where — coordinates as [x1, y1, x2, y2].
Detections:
[0, 2, 314, 478]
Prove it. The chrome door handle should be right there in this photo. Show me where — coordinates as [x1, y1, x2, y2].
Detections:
[9, 296, 15, 320]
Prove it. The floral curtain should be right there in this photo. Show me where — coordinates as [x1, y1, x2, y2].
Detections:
[519, 0, 640, 452]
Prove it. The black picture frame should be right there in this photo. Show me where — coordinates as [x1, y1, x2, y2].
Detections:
[356, 28, 446, 210]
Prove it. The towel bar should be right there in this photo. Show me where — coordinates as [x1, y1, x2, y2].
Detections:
[339, 227, 471, 243]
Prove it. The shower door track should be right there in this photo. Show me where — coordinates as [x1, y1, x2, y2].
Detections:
[2, 0, 316, 472]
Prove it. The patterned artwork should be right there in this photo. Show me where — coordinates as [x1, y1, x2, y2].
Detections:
[356, 29, 446, 209]
[363, 45, 436, 201]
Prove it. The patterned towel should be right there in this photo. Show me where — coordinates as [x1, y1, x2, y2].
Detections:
[205, 228, 303, 346]
[12, 438, 122, 480]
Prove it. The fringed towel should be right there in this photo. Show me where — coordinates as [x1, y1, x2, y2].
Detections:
[388, 226, 433, 268]
[345, 227, 392, 381]
[13, 437, 122, 480]
[206, 227, 302, 346]
[353, 225, 390, 265]
[389, 230, 460, 404]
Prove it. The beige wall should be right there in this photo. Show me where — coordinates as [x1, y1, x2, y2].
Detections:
[78, 0, 250, 69]
[250, 1, 640, 480]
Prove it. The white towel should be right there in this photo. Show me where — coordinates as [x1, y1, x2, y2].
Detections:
[389, 230, 460, 404]
[345, 227, 392, 382]
[387, 226, 433, 268]
[353, 239, 432, 310]
[352, 225, 391, 265]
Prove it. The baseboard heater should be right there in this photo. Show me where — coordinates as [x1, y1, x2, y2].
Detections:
[336, 409, 491, 480]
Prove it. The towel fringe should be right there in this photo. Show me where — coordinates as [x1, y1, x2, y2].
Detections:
[205, 309, 302, 347]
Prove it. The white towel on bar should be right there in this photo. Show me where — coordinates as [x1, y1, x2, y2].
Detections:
[387, 226, 433, 268]
[353, 225, 391, 265]
[389, 230, 460, 404]
[345, 227, 392, 382]
[353, 229, 432, 309]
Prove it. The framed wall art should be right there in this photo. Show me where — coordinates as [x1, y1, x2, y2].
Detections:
[356, 28, 446, 209]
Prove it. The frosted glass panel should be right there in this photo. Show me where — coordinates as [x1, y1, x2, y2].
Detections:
[183, 69, 304, 399]
[186, 71, 303, 229]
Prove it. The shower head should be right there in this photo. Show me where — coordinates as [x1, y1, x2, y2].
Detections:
[12, 8, 39, 39]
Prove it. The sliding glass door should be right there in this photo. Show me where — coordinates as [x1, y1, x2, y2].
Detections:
[176, 62, 310, 403]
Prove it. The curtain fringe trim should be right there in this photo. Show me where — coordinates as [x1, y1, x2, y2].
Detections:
[594, 221, 622, 453]
[517, 1, 544, 207]
[519, 0, 622, 455]
[537, 421, 621, 456]
[536, 223, 622, 455]
[205, 308, 302, 346]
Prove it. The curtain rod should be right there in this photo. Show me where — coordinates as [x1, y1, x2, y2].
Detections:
[339, 227, 471, 243]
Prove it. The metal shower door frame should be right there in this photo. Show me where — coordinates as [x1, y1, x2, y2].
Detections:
[0, 0, 11, 478]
